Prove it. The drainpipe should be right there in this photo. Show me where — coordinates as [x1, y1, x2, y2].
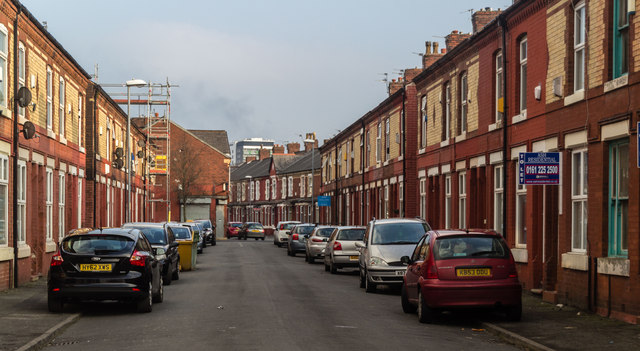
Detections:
[334, 141, 338, 225]
[11, 1, 22, 288]
[360, 119, 365, 225]
[499, 14, 509, 240]
[401, 87, 406, 218]
[92, 86, 99, 227]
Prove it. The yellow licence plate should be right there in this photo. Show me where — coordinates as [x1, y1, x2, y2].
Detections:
[456, 268, 491, 277]
[79, 264, 112, 272]
[349, 255, 359, 261]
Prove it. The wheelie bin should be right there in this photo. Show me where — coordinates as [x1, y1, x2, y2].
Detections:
[177, 231, 198, 271]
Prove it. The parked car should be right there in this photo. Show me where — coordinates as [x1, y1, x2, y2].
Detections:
[287, 224, 316, 256]
[273, 221, 301, 247]
[122, 222, 180, 285]
[226, 221, 243, 239]
[182, 222, 205, 253]
[239, 222, 265, 240]
[356, 218, 430, 293]
[195, 219, 216, 246]
[47, 227, 163, 313]
[323, 226, 366, 273]
[400, 229, 522, 323]
[304, 226, 338, 263]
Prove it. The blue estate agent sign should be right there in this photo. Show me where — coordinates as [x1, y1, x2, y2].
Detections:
[519, 152, 561, 185]
[317, 196, 331, 207]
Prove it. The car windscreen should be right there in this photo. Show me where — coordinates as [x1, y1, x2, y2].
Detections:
[248, 223, 263, 229]
[282, 223, 297, 230]
[371, 222, 429, 245]
[337, 229, 365, 241]
[134, 227, 167, 245]
[62, 235, 134, 255]
[197, 220, 212, 229]
[295, 226, 315, 235]
[315, 228, 336, 237]
[170, 226, 192, 240]
[434, 236, 509, 260]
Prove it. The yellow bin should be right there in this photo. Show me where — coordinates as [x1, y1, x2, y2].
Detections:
[177, 234, 198, 271]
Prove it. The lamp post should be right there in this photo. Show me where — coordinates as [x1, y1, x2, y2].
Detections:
[245, 175, 252, 222]
[304, 138, 315, 223]
[125, 79, 146, 223]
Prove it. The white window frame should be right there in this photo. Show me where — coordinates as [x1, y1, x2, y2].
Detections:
[385, 119, 390, 161]
[78, 94, 84, 148]
[445, 175, 451, 229]
[571, 149, 588, 252]
[46, 168, 53, 241]
[288, 176, 293, 197]
[265, 179, 270, 201]
[18, 43, 25, 118]
[458, 172, 466, 229]
[366, 130, 371, 168]
[376, 122, 381, 163]
[516, 169, 527, 247]
[46, 67, 53, 129]
[307, 174, 312, 197]
[249, 181, 254, 202]
[460, 73, 468, 134]
[574, 1, 586, 93]
[346, 141, 351, 175]
[0, 25, 7, 110]
[384, 185, 389, 219]
[255, 180, 260, 201]
[58, 172, 65, 240]
[281, 177, 286, 198]
[399, 181, 404, 217]
[494, 165, 504, 236]
[300, 175, 305, 197]
[59, 77, 66, 137]
[495, 51, 503, 123]
[346, 193, 350, 225]
[419, 178, 426, 220]
[106, 184, 112, 227]
[271, 176, 277, 199]
[444, 83, 451, 141]
[519, 37, 528, 114]
[0, 155, 8, 246]
[17, 161, 27, 244]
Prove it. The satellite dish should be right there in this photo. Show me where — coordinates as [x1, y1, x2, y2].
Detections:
[148, 156, 154, 163]
[17, 87, 32, 108]
[112, 159, 124, 169]
[22, 121, 36, 139]
[136, 150, 144, 158]
[150, 160, 156, 167]
[114, 147, 124, 158]
[137, 139, 145, 147]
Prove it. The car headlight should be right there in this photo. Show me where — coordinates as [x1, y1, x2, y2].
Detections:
[369, 256, 388, 267]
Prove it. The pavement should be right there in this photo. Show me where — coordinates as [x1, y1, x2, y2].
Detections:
[1, 278, 640, 351]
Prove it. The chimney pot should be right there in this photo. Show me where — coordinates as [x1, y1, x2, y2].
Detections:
[425, 41, 432, 54]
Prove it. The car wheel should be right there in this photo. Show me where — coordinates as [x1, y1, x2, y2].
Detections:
[47, 292, 63, 313]
[255, 238, 258, 241]
[137, 282, 153, 313]
[308, 256, 315, 264]
[197, 247, 203, 254]
[172, 262, 180, 280]
[359, 268, 366, 288]
[505, 304, 522, 321]
[330, 260, 337, 274]
[202, 240, 206, 248]
[364, 270, 376, 293]
[212, 239, 217, 246]
[153, 277, 164, 303]
[401, 283, 416, 313]
[418, 290, 434, 323]
[261, 237, 264, 241]
[324, 262, 330, 272]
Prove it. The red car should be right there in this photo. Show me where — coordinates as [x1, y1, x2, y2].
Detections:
[226, 222, 242, 238]
[400, 229, 522, 323]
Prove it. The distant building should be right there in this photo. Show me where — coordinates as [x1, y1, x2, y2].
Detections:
[231, 138, 275, 165]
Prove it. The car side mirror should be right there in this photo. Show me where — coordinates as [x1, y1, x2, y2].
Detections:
[169, 241, 179, 248]
[354, 241, 365, 249]
[400, 256, 411, 265]
[304, 234, 310, 239]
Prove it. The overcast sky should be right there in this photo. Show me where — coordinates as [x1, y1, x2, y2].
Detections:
[22, 0, 511, 147]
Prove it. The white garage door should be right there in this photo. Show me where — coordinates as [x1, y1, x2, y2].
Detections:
[185, 204, 210, 221]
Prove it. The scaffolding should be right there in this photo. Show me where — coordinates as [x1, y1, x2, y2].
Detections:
[101, 79, 176, 222]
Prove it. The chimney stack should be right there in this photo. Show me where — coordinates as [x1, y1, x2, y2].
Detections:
[445, 30, 471, 53]
[287, 142, 300, 154]
[303, 133, 318, 151]
[273, 144, 285, 154]
[472, 8, 502, 34]
[259, 148, 271, 160]
[246, 156, 257, 163]
[423, 41, 444, 69]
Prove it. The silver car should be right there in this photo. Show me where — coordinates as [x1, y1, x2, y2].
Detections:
[273, 221, 301, 247]
[287, 224, 315, 257]
[356, 218, 430, 293]
[304, 226, 338, 263]
[323, 226, 366, 273]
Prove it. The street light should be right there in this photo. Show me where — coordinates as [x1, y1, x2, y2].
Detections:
[125, 78, 146, 223]
[304, 138, 315, 223]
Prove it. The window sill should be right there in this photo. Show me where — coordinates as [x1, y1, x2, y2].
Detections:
[1, 109, 12, 119]
[455, 132, 467, 143]
[17, 244, 31, 259]
[60, 135, 68, 145]
[79, 146, 86, 154]
[383, 161, 389, 167]
[561, 252, 588, 271]
[488, 120, 503, 131]
[512, 111, 527, 124]
[511, 248, 528, 263]
[564, 90, 584, 106]
[18, 115, 26, 125]
[597, 257, 629, 277]
[47, 129, 56, 139]
[418, 148, 426, 155]
[46, 240, 57, 253]
[440, 139, 450, 147]
[603, 75, 628, 93]
[0, 246, 14, 261]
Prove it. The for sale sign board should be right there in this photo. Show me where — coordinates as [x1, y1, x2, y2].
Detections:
[519, 152, 561, 185]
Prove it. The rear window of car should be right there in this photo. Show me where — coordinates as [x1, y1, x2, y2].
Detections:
[62, 235, 134, 254]
[337, 229, 365, 241]
[170, 226, 192, 240]
[371, 222, 429, 245]
[282, 223, 297, 230]
[434, 236, 509, 260]
[136, 227, 167, 245]
[230, 223, 242, 228]
[248, 223, 263, 229]
[198, 220, 212, 229]
[315, 228, 336, 237]
[295, 225, 315, 235]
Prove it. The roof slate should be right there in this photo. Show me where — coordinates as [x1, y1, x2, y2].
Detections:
[188, 130, 231, 155]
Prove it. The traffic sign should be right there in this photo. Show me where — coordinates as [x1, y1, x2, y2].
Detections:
[519, 152, 561, 185]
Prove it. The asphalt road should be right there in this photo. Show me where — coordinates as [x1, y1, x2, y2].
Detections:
[44, 240, 516, 351]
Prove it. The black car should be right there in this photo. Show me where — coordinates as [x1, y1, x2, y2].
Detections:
[195, 219, 216, 246]
[47, 228, 163, 313]
[122, 222, 180, 285]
